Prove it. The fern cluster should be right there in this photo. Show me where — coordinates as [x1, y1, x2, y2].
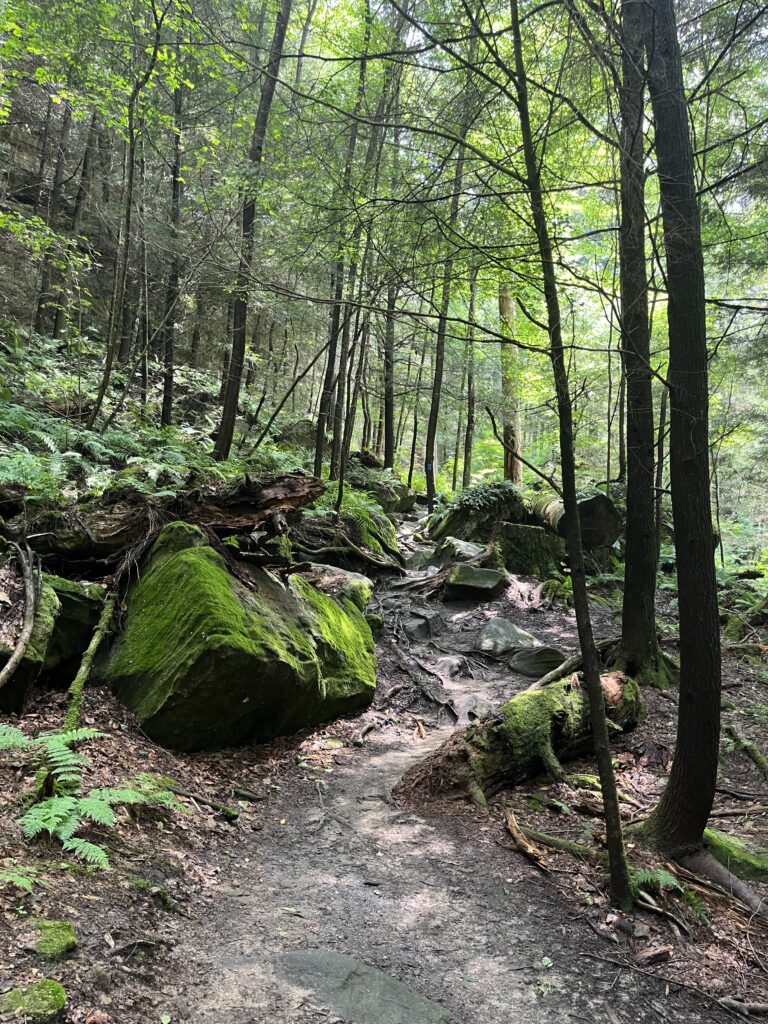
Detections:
[0, 724, 179, 869]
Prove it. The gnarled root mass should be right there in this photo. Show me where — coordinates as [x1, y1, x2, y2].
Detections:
[394, 672, 642, 807]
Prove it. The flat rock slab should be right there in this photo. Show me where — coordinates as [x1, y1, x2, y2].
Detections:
[509, 645, 566, 677]
[275, 948, 457, 1024]
[476, 618, 540, 655]
[443, 565, 508, 600]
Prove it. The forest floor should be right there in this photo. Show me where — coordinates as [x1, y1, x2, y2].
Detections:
[2, 516, 767, 1023]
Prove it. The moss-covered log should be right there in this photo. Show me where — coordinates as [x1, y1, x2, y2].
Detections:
[395, 672, 642, 805]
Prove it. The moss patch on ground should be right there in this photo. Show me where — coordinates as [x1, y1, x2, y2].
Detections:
[0, 979, 66, 1021]
[34, 919, 78, 960]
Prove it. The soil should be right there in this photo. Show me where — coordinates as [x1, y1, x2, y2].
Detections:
[1, 514, 767, 1023]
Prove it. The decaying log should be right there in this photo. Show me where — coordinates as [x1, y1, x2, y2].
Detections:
[2, 474, 325, 564]
[394, 672, 641, 806]
[527, 493, 622, 550]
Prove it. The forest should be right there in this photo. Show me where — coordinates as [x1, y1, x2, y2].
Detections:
[0, 0, 766, 1019]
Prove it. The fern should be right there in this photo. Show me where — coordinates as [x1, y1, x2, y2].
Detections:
[0, 724, 31, 751]
[682, 889, 710, 923]
[19, 796, 80, 838]
[0, 861, 44, 894]
[631, 867, 683, 894]
[61, 838, 110, 869]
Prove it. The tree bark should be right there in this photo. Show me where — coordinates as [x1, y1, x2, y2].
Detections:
[510, 0, 632, 908]
[615, 0, 666, 685]
[161, 80, 184, 427]
[215, 0, 293, 460]
[640, 0, 721, 856]
[463, 268, 477, 489]
[499, 281, 523, 483]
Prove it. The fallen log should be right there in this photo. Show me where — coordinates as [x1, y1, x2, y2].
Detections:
[2, 474, 325, 564]
[394, 672, 641, 806]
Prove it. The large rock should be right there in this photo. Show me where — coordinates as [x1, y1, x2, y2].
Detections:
[432, 536, 483, 566]
[443, 565, 508, 601]
[43, 576, 103, 680]
[306, 564, 374, 611]
[492, 522, 565, 578]
[475, 618, 540, 655]
[105, 523, 376, 751]
[509, 646, 566, 677]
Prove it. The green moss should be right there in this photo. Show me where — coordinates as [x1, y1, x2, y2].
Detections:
[704, 828, 768, 881]
[43, 574, 103, 603]
[34, 919, 78, 960]
[107, 525, 376, 750]
[0, 979, 66, 1021]
[349, 508, 400, 557]
[290, 575, 376, 706]
[723, 615, 747, 643]
[130, 876, 177, 912]
[493, 522, 565, 578]
[146, 521, 209, 574]
[365, 613, 384, 636]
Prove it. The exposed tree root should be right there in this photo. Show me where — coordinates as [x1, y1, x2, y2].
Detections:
[0, 542, 37, 693]
[679, 848, 768, 920]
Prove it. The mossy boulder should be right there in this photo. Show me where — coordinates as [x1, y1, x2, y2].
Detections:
[443, 564, 508, 601]
[0, 578, 60, 714]
[432, 537, 484, 566]
[492, 522, 566, 578]
[306, 564, 374, 611]
[0, 979, 66, 1021]
[105, 523, 376, 751]
[34, 919, 78, 960]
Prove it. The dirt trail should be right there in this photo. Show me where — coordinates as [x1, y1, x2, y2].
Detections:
[178, 523, 729, 1024]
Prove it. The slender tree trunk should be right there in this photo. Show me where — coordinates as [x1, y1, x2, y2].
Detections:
[640, 0, 721, 856]
[463, 267, 477, 489]
[314, 267, 344, 475]
[616, 0, 665, 685]
[35, 101, 71, 335]
[161, 81, 184, 427]
[190, 291, 203, 368]
[499, 281, 523, 483]
[511, 0, 632, 909]
[383, 277, 397, 469]
[408, 340, 427, 489]
[215, 0, 293, 460]
[655, 384, 668, 557]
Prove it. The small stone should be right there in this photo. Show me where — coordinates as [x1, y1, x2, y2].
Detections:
[34, 919, 78, 960]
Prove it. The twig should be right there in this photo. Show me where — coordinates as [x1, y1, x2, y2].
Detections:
[171, 786, 240, 821]
[0, 542, 37, 693]
[486, 406, 563, 495]
[504, 808, 550, 872]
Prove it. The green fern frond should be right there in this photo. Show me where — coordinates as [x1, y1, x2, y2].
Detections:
[0, 724, 31, 751]
[19, 797, 79, 838]
[74, 797, 115, 828]
[682, 889, 710, 922]
[631, 867, 683, 894]
[61, 838, 109, 869]
[0, 862, 43, 894]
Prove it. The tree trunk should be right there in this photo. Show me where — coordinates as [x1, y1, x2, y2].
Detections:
[35, 101, 71, 335]
[215, 0, 293, 460]
[161, 81, 184, 428]
[499, 281, 523, 483]
[463, 268, 477, 489]
[640, 0, 721, 856]
[383, 277, 397, 469]
[396, 673, 641, 804]
[511, 0, 632, 908]
[615, 0, 667, 686]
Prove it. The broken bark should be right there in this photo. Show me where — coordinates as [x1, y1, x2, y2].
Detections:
[2, 474, 325, 565]
[394, 672, 641, 805]
[0, 543, 37, 694]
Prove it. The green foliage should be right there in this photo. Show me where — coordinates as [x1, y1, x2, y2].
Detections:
[630, 867, 683, 895]
[0, 860, 44, 894]
[1, 724, 179, 869]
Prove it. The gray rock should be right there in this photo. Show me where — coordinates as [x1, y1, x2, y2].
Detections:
[405, 548, 435, 570]
[403, 607, 444, 640]
[475, 618, 541, 655]
[307, 563, 374, 610]
[433, 536, 484, 566]
[276, 948, 457, 1023]
[443, 564, 508, 601]
[509, 645, 566, 677]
